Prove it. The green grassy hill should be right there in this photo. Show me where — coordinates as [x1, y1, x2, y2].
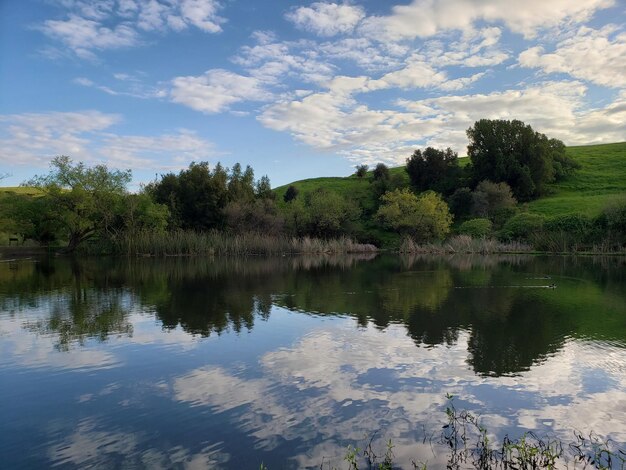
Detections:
[525, 142, 626, 217]
[277, 142, 626, 219]
[0, 187, 42, 197]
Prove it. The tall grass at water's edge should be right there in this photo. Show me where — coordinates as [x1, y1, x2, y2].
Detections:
[399, 235, 533, 254]
[108, 230, 379, 256]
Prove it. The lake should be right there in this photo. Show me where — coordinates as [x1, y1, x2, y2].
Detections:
[1, 254, 625, 469]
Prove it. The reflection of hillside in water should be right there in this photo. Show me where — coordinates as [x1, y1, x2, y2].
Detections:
[1, 254, 625, 376]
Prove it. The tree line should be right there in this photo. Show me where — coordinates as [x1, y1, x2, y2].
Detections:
[1, 119, 624, 253]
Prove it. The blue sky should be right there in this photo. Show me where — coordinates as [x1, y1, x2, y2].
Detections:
[1, 0, 625, 188]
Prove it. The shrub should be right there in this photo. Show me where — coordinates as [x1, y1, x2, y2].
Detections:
[377, 189, 453, 242]
[500, 213, 545, 241]
[458, 218, 492, 238]
[545, 214, 593, 241]
[472, 180, 517, 221]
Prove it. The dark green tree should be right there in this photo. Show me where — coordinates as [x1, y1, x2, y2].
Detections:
[355, 164, 369, 178]
[227, 163, 255, 203]
[283, 185, 299, 203]
[255, 175, 274, 200]
[466, 119, 577, 201]
[406, 147, 461, 195]
[448, 187, 474, 221]
[372, 163, 390, 181]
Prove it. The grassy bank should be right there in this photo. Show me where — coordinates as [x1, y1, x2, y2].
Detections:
[399, 235, 533, 254]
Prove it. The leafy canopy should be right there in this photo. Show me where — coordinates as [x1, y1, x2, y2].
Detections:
[376, 188, 452, 241]
[406, 147, 461, 196]
[467, 119, 578, 201]
[26, 156, 132, 251]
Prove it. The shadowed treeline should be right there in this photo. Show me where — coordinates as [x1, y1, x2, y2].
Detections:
[1, 254, 625, 376]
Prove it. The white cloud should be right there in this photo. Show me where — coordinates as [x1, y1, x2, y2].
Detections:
[233, 38, 337, 85]
[0, 111, 216, 171]
[317, 37, 407, 71]
[259, 80, 626, 164]
[40, 0, 225, 59]
[359, 0, 614, 41]
[73, 73, 167, 99]
[423, 28, 509, 68]
[48, 418, 230, 468]
[101, 130, 218, 170]
[40, 14, 140, 59]
[178, 0, 224, 33]
[170, 319, 626, 467]
[518, 25, 626, 88]
[170, 69, 272, 114]
[286, 2, 366, 37]
[371, 58, 448, 90]
[0, 111, 120, 165]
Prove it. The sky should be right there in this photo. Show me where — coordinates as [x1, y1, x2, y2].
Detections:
[0, 0, 625, 188]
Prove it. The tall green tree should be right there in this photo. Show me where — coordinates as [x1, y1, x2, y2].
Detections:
[406, 147, 461, 195]
[148, 162, 229, 230]
[467, 119, 577, 201]
[26, 156, 132, 251]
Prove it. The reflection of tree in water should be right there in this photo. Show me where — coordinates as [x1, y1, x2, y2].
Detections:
[23, 289, 133, 351]
[151, 277, 272, 336]
[3, 254, 625, 375]
[1, 259, 134, 351]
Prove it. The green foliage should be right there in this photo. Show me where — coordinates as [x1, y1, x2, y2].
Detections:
[148, 161, 274, 232]
[255, 175, 274, 200]
[148, 162, 227, 230]
[471, 180, 517, 227]
[500, 212, 546, 241]
[544, 213, 593, 235]
[228, 163, 256, 203]
[283, 184, 299, 203]
[467, 119, 577, 201]
[282, 197, 309, 235]
[224, 198, 284, 234]
[448, 187, 473, 221]
[377, 189, 452, 242]
[372, 163, 390, 181]
[305, 188, 361, 237]
[406, 147, 461, 195]
[0, 192, 61, 245]
[25, 156, 132, 251]
[355, 164, 369, 178]
[600, 195, 626, 233]
[121, 192, 170, 234]
[458, 218, 492, 238]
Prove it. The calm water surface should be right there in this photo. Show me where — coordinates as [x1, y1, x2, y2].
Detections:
[0, 254, 625, 469]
